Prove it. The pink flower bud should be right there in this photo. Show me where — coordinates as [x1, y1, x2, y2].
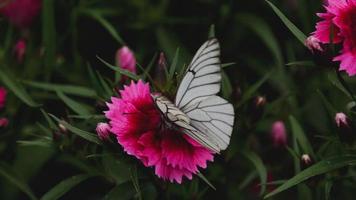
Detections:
[0, 118, 9, 127]
[335, 112, 349, 128]
[0, 87, 7, 109]
[0, 0, 41, 29]
[96, 122, 111, 140]
[301, 154, 312, 166]
[270, 121, 287, 147]
[14, 39, 26, 63]
[116, 46, 137, 74]
[305, 36, 323, 53]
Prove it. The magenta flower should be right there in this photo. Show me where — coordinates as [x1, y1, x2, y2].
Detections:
[0, 118, 9, 128]
[312, 0, 356, 76]
[116, 46, 137, 74]
[0, 87, 7, 109]
[0, 0, 41, 29]
[104, 80, 214, 183]
[14, 39, 26, 63]
[96, 122, 111, 141]
[270, 121, 287, 147]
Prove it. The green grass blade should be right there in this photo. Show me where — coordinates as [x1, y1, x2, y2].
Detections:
[0, 162, 38, 200]
[97, 56, 140, 81]
[264, 155, 356, 199]
[242, 150, 267, 196]
[289, 116, 316, 159]
[49, 114, 102, 145]
[56, 91, 92, 116]
[41, 174, 93, 200]
[265, 0, 307, 44]
[0, 68, 40, 107]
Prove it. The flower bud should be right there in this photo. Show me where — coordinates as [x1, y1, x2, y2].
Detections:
[58, 123, 67, 134]
[335, 112, 349, 128]
[0, 118, 9, 127]
[335, 112, 354, 143]
[305, 36, 323, 53]
[270, 121, 287, 147]
[154, 52, 167, 84]
[96, 122, 111, 141]
[249, 96, 266, 122]
[14, 39, 26, 63]
[301, 154, 312, 166]
[116, 46, 137, 74]
[0, 0, 41, 29]
[0, 87, 7, 109]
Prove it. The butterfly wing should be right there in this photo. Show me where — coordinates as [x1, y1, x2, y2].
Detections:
[175, 38, 221, 110]
[182, 96, 234, 150]
[175, 38, 235, 152]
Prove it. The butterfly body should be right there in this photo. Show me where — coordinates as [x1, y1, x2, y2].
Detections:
[153, 38, 235, 153]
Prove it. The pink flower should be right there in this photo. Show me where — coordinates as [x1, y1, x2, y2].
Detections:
[270, 121, 287, 147]
[0, 118, 9, 127]
[14, 39, 26, 63]
[0, 0, 41, 29]
[116, 46, 137, 74]
[0, 87, 7, 109]
[305, 36, 323, 53]
[105, 80, 214, 183]
[96, 122, 111, 140]
[311, 0, 356, 76]
[335, 112, 349, 127]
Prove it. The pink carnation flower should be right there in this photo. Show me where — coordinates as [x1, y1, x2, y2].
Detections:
[14, 39, 26, 63]
[270, 121, 287, 147]
[0, 87, 7, 109]
[0, 0, 41, 29]
[312, 0, 356, 76]
[105, 80, 214, 183]
[116, 46, 137, 74]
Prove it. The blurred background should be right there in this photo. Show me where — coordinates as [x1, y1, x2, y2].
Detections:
[1, 0, 356, 199]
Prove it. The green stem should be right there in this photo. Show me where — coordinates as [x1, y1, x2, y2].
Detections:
[335, 69, 356, 103]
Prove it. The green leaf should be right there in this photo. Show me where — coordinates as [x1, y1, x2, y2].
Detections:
[222, 62, 236, 68]
[208, 24, 215, 38]
[17, 139, 53, 148]
[0, 162, 38, 200]
[238, 71, 272, 106]
[129, 166, 142, 200]
[197, 173, 216, 190]
[40, 109, 57, 130]
[317, 90, 337, 116]
[0, 68, 40, 107]
[236, 13, 283, 68]
[80, 9, 125, 45]
[49, 114, 102, 145]
[56, 91, 92, 116]
[265, 0, 307, 44]
[41, 174, 93, 200]
[264, 155, 356, 199]
[289, 116, 316, 159]
[242, 150, 267, 196]
[97, 56, 140, 81]
[221, 71, 233, 99]
[286, 61, 315, 67]
[104, 183, 136, 200]
[169, 48, 180, 79]
[24, 81, 97, 98]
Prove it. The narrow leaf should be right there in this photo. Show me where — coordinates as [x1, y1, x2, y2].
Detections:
[266, 0, 307, 44]
[41, 174, 93, 200]
[0, 68, 40, 107]
[289, 116, 316, 159]
[49, 114, 102, 145]
[56, 91, 92, 116]
[264, 155, 356, 199]
[97, 56, 140, 81]
[242, 150, 267, 196]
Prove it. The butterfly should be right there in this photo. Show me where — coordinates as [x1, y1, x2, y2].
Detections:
[152, 38, 235, 153]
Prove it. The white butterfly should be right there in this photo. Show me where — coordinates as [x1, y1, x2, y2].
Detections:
[153, 38, 235, 153]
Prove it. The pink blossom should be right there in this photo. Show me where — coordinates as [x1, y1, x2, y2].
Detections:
[96, 122, 111, 140]
[305, 36, 323, 53]
[105, 80, 214, 183]
[0, 118, 9, 127]
[335, 112, 349, 127]
[311, 0, 356, 76]
[14, 39, 26, 63]
[270, 121, 287, 147]
[0, 87, 7, 109]
[115, 46, 137, 74]
[0, 0, 41, 29]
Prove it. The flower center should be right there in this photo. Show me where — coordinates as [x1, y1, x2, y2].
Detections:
[342, 7, 356, 51]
